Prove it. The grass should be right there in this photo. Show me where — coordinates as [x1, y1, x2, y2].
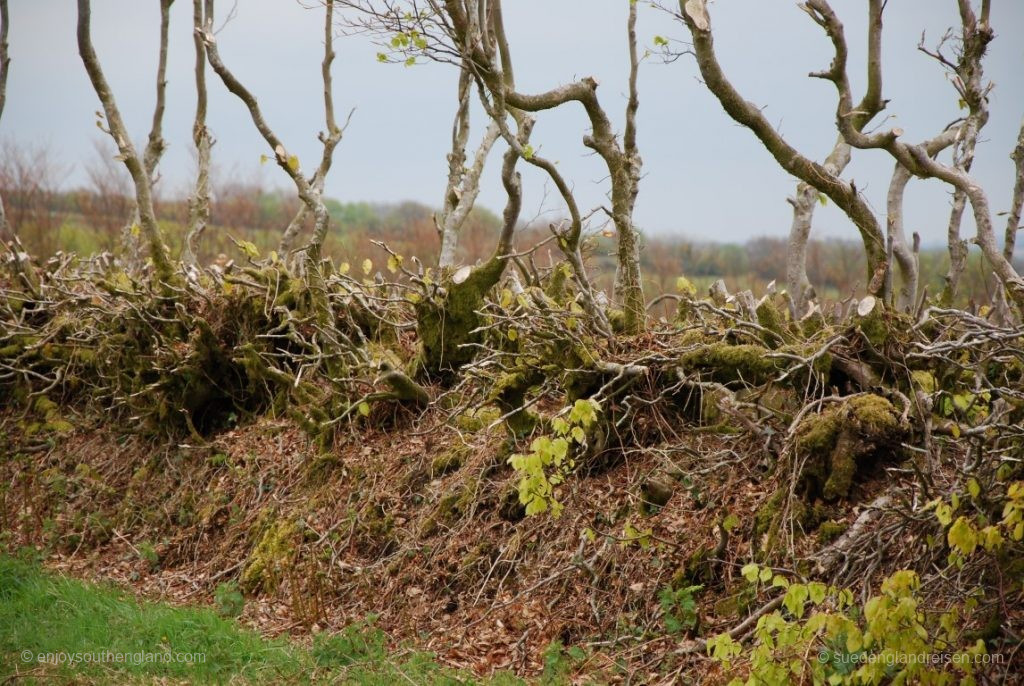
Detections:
[0, 553, 520, 685]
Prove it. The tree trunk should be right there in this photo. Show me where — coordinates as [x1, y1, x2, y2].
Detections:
[77, 0, 174, 284]
[0, 0, 11, 242]
[183, 0, 212, 269]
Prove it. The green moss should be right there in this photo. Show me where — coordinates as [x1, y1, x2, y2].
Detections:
[606, 309, 628, 334]
[430, 444, 470, 477]
[455, 407, 501, 433]
[240, 515, 298, 594]
[544, 262, 573, 303]
[415, 259, 505, 379]
[755, 299, 787, 348]
[793, 394, 905, 501]
[801, 308, 828, 338]
[679, 343, 780, 385]
[420, 477, 479, 537]
[817, 520, 847, 544]
[490, 370, 543, 437]
[752, 490, 792, 558]
[857, 303, 888, 347]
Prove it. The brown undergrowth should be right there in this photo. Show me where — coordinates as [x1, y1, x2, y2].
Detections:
[4, 399, 1013, 683]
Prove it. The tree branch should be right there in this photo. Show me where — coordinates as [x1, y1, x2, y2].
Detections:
[679, 0, 887, 291]
[77, 0, 174, 283]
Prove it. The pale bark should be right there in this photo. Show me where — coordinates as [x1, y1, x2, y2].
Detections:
[679, 0, 887, 294]
[77, 0, 174, 282]
[612, 0, 644, 333]
[276, 0, 345, 257]
[787, 140, 850, 316]
[886, 127, 959, 311]
[934, 0, 992, 304]
[0, 0, 10, 241]
[205, 0, 341, 264]
[444, 0, 644, 332]
[802, 0, 1024, 309]
[786, 0, 883, 317]
[1003, 118, 1024, 262]
[121, 0, 174, 269]
[183, 0, 212, 268]
[436, 63, 500, 269]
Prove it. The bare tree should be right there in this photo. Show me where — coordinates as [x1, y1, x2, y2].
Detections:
[913, 0, 994, 305]
[182, 0, 213, 268]
[0, 0, 11, 242]
[798, 0, 1024, 309]
[274, 0, 348, 257]
[884, 126, 959, 311]
[436, 62, 500, 269]
[434, 0, 634, 332]
[77, 0, 174, 282]
[784, 1, 883, 317]
[678, 0, 888, 305]
[113, 0, 175, 270]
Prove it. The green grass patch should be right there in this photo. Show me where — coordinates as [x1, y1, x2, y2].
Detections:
[0, 554, 517, 684]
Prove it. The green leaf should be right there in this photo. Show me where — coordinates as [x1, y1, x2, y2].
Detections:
[357, 402, 371, 417]
[362, 259, 373, 275]
[741, 563, 759, 583]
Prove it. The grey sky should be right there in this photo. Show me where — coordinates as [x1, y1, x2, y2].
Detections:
[3, 1, 1023, 245]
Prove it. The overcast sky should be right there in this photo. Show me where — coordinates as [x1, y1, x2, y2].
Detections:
[3, 1, 1023, 245]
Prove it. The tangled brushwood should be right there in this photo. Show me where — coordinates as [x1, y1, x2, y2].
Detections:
[3, 238, 1024, 682]
[3, 0, 1024, 682]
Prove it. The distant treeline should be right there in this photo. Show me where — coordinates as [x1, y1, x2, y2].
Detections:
[2, 166, 1016, 307]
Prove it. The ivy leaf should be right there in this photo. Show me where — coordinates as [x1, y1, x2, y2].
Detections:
[741, 563, 759, 584]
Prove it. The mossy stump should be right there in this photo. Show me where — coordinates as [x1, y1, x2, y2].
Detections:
[794, 394, 907, 501]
